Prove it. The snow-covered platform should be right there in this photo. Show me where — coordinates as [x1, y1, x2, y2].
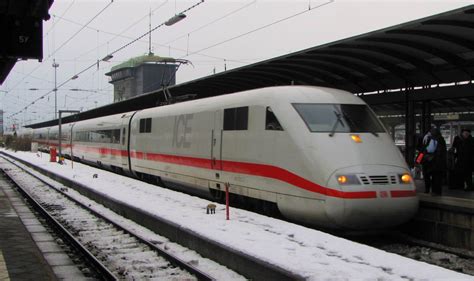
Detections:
[2, 150, 472, 280]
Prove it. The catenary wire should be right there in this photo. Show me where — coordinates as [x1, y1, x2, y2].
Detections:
[5, 0, 115, 98]
[179, 0, 334, 59]
[8, 0, 205, 120]
[163, 0, 256, 45]
[49, 0, 115, 59]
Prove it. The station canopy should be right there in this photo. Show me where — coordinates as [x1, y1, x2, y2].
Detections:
[28, 4, 474, 128]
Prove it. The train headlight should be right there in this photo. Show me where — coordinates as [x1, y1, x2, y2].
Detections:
[350, 134, 362, 143]
[337, 174, 360, 185]
[399, 173, 412, 184]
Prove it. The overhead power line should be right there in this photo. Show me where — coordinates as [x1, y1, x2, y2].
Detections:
[72, 0, 169, 61]
[51, 12, 248, 65]
[5, 0, 115, 97]
[108, 0, 205, 56]
[44, 0, 76, 38]
[8, 0, 206, 120]
[180, 0, 335, 60]
[49, 0, 115, 59]
[163, 0, 256, 45]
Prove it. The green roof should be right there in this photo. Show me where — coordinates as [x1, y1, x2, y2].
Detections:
[110, 54, 177, 72]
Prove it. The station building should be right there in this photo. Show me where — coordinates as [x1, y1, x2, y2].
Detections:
[105, 54, 179, 102]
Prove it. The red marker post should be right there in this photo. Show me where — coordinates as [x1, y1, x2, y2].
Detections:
[225, 182, 230, 220]
[50, 147, 57, 162]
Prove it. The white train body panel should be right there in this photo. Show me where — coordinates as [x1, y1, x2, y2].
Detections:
[31, 86, 418, 230]
[71, 112, 132, 170]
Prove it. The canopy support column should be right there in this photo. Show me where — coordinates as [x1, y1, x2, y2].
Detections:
[405, 88, 416, 168]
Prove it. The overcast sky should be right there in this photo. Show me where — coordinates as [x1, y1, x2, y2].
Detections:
[1, 0, 473, 129]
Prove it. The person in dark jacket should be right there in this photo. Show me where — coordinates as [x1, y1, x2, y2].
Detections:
[421, 128, 447, 195]
[451, 128, 474, 191]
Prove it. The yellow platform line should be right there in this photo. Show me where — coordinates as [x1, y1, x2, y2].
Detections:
[0, 250, 9, 281]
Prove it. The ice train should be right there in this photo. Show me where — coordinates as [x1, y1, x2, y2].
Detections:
[31, 86, 418, 230]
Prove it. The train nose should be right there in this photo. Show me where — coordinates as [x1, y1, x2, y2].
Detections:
[325, 165, 419, 230]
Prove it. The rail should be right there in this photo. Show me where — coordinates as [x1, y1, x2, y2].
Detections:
[0, 154, 215, 281]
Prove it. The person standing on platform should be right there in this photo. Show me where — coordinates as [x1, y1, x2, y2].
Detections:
[421, 128, 447, 195]
[452, 128, 474, 191]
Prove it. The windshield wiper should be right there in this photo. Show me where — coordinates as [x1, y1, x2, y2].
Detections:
[342, 111, 379, 137]
[329, 111, 344, 137]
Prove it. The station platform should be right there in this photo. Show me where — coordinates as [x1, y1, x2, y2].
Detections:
[403, 179, 474, 251]
[0, 175, 86, 280]
[415, 179, 474, 200]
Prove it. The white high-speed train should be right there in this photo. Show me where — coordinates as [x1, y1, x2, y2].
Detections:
[31, 86, 418, 230]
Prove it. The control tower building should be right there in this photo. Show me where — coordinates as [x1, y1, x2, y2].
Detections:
[106, 54, 179, 102]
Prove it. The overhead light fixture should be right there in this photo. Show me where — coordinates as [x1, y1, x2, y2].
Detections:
[165, 13, 186, 26]
[29, 88, 39, 91]
[102, 54, 113, 62]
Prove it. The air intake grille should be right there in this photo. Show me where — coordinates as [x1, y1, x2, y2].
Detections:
[360, 176, 370, 185]
[390, 175, 397, 184]
[358, 175, 398, 185]
[368, 175, 390, 185]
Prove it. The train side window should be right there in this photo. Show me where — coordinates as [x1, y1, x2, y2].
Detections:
[224, 106, 248, 131]
[139, 119, 145, 133]
[224, 109, 235, 130]
[139, 118, 152, 133]
[265, 107, 283, 131]
[113, 129, 121, 144]
[146, 118, 152, 132]
[121, 128, 126, 145]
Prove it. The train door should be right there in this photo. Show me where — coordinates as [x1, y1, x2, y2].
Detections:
[120, 114, 131, 170]
[69, 123, 75, 158]
[211, 110, 223, 170]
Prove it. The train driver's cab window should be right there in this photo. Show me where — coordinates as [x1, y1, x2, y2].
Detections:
[265, 107, 283, 131]
[224, 106, 248, 131]
[139, 118, 152, 133]
[293, 103, 385, 134]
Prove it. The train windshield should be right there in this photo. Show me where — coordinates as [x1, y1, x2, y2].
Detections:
[293, 103, 385, 134]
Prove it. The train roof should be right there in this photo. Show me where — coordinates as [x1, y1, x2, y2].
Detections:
[135, 86, 365, 116]
[28, 86, 366, 129]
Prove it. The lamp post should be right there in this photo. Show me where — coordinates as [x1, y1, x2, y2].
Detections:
[52, 59, 60, 119]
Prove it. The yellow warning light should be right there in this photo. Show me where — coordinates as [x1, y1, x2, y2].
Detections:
[351, 134, 362, 143]
[401, 174, 412, 184]
[337, 175, 348, 184]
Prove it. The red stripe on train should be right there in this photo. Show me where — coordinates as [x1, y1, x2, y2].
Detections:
[390, 190, 417, 197]
[41, 143, 415, 199]
[141, 153, 377, 198]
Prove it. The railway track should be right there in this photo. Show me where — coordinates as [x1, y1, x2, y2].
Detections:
[0, 155, 215, 281]
[346, 232, 474, 276]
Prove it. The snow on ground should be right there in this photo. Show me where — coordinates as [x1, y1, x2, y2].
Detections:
[1, 154, 243, 281]
[5, 150, 473, 280]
